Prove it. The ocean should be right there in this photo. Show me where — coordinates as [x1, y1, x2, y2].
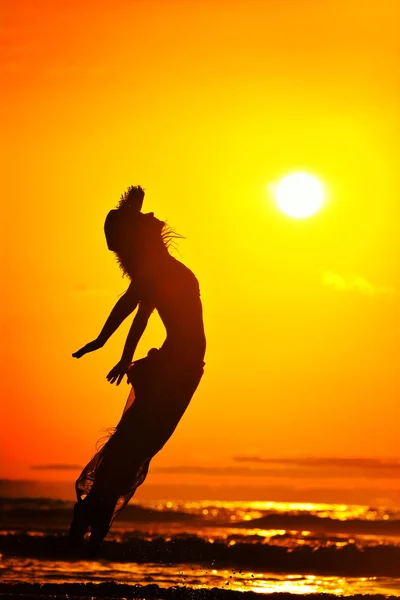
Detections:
[1, 495, 400, 597]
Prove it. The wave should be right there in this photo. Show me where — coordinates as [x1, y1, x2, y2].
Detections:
[2, 497, 400, 538]
[0, 498, 196, 528]
[1, 532, 400, 577]
[232, 513, 400, 536]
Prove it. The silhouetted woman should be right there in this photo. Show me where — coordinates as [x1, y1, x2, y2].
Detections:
[69, 186, 206, 551]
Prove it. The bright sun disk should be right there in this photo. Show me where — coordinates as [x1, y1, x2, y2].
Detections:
[274, 172, 325, 218]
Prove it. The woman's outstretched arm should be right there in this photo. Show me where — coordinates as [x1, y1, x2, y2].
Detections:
[72, 283, 139, 359]
[106, 301, 154, 385]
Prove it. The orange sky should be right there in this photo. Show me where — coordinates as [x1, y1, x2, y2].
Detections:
[1, 0, 399, 503]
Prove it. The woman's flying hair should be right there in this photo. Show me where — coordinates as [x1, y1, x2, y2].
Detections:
[117, 185, 145, 211]
[161, 224, 184, 252]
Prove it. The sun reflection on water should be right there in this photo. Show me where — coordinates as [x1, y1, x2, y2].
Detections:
[151, 499, 398, 524]
[2, 557, 399, 596]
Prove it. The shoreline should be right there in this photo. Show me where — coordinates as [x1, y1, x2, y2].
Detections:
[0, 583, 398, 600]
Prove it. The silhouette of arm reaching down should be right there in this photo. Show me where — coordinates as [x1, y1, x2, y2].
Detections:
[107, 301, 154, 385]
[72, 282, 140, 359]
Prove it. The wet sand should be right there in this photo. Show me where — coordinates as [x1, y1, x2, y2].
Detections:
[0, 583, 397, 600]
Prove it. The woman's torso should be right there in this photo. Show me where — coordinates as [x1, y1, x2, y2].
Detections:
[136, 256, 206, 363]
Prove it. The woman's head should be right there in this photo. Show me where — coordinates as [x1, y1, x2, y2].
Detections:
[105, 186, 163, 249]
[104, 209, 164, 253]
[104, 185, 177, 277]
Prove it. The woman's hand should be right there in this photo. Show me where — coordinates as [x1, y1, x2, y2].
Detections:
[107, 360, 131, 386]
[72, 338, 104, 359]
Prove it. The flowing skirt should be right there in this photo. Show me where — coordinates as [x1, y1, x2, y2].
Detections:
[75, 348, 204, 522]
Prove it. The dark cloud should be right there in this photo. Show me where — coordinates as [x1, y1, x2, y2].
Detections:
[30, 464, 82, 471]
[233, 456, 400, 470]
[1, 479, 399, 505]
[153, 466, 261, 476]
[152, 463, 400, 479]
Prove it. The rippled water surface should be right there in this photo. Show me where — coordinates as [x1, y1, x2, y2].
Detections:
[1, 497, 400, 595]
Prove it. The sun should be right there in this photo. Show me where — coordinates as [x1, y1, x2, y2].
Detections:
[274, 172, 325, 218]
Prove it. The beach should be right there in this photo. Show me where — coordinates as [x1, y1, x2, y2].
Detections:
[1, 496, 400, 598]
[0, 582, 399, 600]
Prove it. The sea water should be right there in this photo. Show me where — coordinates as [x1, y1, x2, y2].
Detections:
[1, 497, 400, 595]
